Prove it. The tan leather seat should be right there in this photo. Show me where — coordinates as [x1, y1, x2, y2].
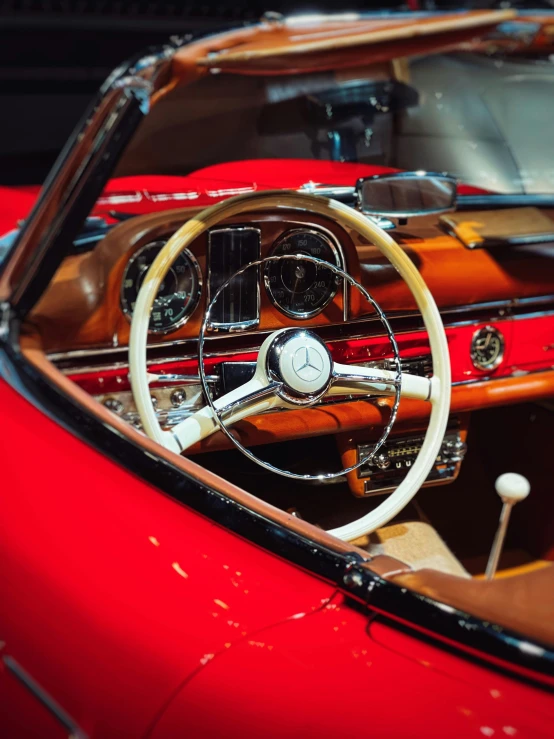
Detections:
[355, 521, 470, 578]
[388, 564, 554, 648]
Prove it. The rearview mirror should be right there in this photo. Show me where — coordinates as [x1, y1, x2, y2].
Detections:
[356, 172, 457, 217]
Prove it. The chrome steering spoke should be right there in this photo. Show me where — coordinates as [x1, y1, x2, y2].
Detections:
[167, 375, 284, 452]
[217, 379, 284, 420]
[328, 362, 433, 402]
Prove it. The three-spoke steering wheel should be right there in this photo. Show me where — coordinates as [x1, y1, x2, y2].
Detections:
[129, 191, 451, 541]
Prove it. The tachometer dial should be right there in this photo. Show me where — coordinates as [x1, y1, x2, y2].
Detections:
[265, 229, 341, 318]
[121, 241, 201, 333]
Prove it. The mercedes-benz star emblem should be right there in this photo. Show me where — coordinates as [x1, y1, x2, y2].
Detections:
[292, 346, 324, 382]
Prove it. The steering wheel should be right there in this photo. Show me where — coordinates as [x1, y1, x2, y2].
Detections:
[129, 191, 451, 541]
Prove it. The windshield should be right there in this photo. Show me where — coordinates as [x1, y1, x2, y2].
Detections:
[114, 48, 554, 194]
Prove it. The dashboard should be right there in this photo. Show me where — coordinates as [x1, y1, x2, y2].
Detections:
[119, 224, 345, 334]
[28, 203, 554, 498]
[32, 209, 364, 353]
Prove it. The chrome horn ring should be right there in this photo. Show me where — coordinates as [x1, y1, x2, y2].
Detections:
[198, 253, 402, 481]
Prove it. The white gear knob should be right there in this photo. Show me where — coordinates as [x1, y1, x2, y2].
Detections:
[495, 473, 531, 504]
[486, 473, 531, 579]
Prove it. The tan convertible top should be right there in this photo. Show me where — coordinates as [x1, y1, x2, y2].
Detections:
[152, 10, 515, 103]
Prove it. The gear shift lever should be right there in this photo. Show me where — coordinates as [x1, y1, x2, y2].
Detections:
[485, 473, 530, 580]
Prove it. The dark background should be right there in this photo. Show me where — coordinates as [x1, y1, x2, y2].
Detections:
[0, 0, 543, 186]
[0, 0, 405, 185]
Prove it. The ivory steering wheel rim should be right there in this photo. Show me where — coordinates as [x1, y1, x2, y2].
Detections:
[129, 190, 451, 541]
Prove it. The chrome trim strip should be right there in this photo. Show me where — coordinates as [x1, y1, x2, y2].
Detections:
[440, 294, 554, 316]
[3, 655, 88, 738]
[512, 307, 554, 321]
[343, 275, 350, 322]
[48, 297, 554, 365]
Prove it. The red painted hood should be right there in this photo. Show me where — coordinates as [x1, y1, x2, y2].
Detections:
[0, 159, 485, 235]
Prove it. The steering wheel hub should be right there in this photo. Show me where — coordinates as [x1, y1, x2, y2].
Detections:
[266, 329, 333, 404]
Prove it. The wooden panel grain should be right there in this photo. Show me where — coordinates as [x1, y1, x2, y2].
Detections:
[359, 217, 554, 313]
[440, 208, 554, 249]
[190, 371, 554, 455]
[29, 205, 554, 354]
[150, 12, 515, 105]
[179, 12, 515, 78]
[29, 208, 361, 353]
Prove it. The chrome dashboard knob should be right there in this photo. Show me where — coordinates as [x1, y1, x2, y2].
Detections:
[170, 389, 186, 408]
[375, 452, 391, 470]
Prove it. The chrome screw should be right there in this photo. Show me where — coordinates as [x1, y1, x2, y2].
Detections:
[170, 389, 186, 408]
[104, 397, 123, 414]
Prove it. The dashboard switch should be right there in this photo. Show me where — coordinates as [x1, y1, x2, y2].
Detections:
[375, 452, 391, 470]
[103, 397, 123, 415]
[170, 389, 186, 408]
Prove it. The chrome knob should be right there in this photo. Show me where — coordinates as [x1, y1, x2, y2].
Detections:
[170, 389, 186, 408]
[375, 452, 390, 470]
[443, 438, 467, 463]
[103, 397, 123, 414]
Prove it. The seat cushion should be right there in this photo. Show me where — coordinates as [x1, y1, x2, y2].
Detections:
[354, 521, 469, 578]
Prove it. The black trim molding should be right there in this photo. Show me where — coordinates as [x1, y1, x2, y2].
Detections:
[3, 655, 88, 738]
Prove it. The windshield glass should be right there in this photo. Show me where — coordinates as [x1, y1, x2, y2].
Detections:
[115, 48, 554, 194]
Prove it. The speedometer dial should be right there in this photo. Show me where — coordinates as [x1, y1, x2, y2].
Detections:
[121, 241, 201, 333]
[264, 229, 341, 318]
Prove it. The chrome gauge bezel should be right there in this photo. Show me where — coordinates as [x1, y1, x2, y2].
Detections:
[206, 226, 262, 332]
[264, 227, 343, 319]
[470, 325, 505, 371]
[121, 240, 202, 335]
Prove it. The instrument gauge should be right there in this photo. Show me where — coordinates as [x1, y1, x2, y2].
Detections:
[471, 325, 505, 371]
[265, 229, 342, 318]
[121, 241, 201, 334]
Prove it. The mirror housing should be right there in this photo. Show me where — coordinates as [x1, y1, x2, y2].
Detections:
[356, 171, 457, 218]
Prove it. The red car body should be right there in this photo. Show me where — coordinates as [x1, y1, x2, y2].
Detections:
[1, 11, 554, 734]
[1, 159, 554, 737]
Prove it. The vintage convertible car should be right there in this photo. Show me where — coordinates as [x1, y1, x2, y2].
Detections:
[2, 10, 554, 738]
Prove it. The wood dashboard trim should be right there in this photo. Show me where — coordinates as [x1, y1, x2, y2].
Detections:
[191, 368, 554, 454]
[28, 208, 361, 354]
[27, 201, 554, 356]
[195, 12, 516, 70]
